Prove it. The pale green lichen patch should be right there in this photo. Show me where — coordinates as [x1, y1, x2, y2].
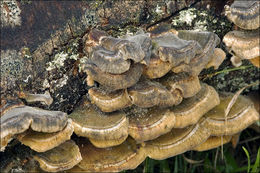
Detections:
[171, 7, 232, 38]
[46, 40, 80, 71]
[172, 8, 197, 26]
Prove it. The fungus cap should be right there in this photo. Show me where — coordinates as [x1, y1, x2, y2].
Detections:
[206, 48, 226, 70]
[143, 53, 173, 79]
[223, 30, 259, 62]
[1, 105, 68, 151]
[34, 140, 82, 172]
[128, 78, 181, 108]
[174, 30, 220, 76]
[152, 32, 202, 66]
[171, 83, 220, 128]
[159, 72, 201, 99]
[225, 1, 260, 30]
[126, 106, 176, 142]
[77, 137, 146, 172]
[88, 88, 131, 113]
[193, 135, 232, 151]
[17, 119, 74, 152]
[204, 93, 259, 136]
[84, 63, 143, 91]
[145, 119, 210, 160]
[70, 100, 128, 148]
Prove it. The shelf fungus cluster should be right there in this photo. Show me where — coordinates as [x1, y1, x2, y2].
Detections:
[224, 0, 260, 67]
[1, 28, 259, 173]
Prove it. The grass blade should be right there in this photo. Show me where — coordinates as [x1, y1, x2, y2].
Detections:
[242, 146, 251, 173]
[252, 147, 260, 173]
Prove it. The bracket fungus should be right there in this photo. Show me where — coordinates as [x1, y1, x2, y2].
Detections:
[204, 93, 259, 136]
[145, 119, 211, 160]
[128, 78, 180, 108]
[84, 62, 144, 90]
[171, 83, 219, 128]
[225, 1, 260, 30]
[1, 20, 259, 172]
[34, 140, 82, 172]
[69, 99, 128, 148]
[224, 0, 259, 67]
[126, 106, 176, 142]
[174, 30, 220, 76]
[223, 30, 259, 67]
[159, 72, 201, 99]
[17, 119, 74, 152]
[193, 135, 232, 152]
[0, 104, 68, 151]
[75, 137, 146, 172]
[84, 29, 150, 74]
[151, 31, 202, 68]
[88, 88, 131, 113]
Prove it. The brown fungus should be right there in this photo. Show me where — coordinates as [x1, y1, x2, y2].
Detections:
[17, 91, 53, 106]
[70, 100, 128, 148]
[17, 119, 74, 152]
[86, 30, 148, 74]
[76, 137, 146, 172]
[84, 62, 143, 91]
[126, 106, 176, 142]
[203, 93, 259, 136]
[206, 48, 226, 70]
[193, 135, 232, 152]
[88, 88, 132, 113]
[159, 72, 201, 99]
[90, 48, 131, 74]
[123, 31, 152, 65]
[223, 30, 259, 67]
[1, 105, 68, 151]
[174, 30, 220, 76]
[143, 53, 173, 79]
[152, 32, 202, 67]
[145, 119, 210, 160]
[128, 78, 180, 108]
[170, 83, 220, 128]
[225, 1, 260, 30]
[34, 140, 82, 172]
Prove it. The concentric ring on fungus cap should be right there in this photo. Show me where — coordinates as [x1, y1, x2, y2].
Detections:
[126, 106, 176, 142]
[223, 30, 259, 67]
[143, 53, 173, 79]
[225, 1, 259, 30]
[87, 30, 148, 74]
[17, 119, 74, 152]
[170, 83, 220, 128]
[145, 118, 210, 160]
[88, 88, 132, 113]
[76, 137, 146, 173]
[0, 105, 68, 151]
[84, 62, 143, 91]
[173, 30, 220, 76]
[203, 92, 259, 136]
[152, 31, 202, 67]
[159, 72, 201, 99]
[128, 78, 181, 108]
[34, 140, 82, 172]
[69, 99, 128, 148]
